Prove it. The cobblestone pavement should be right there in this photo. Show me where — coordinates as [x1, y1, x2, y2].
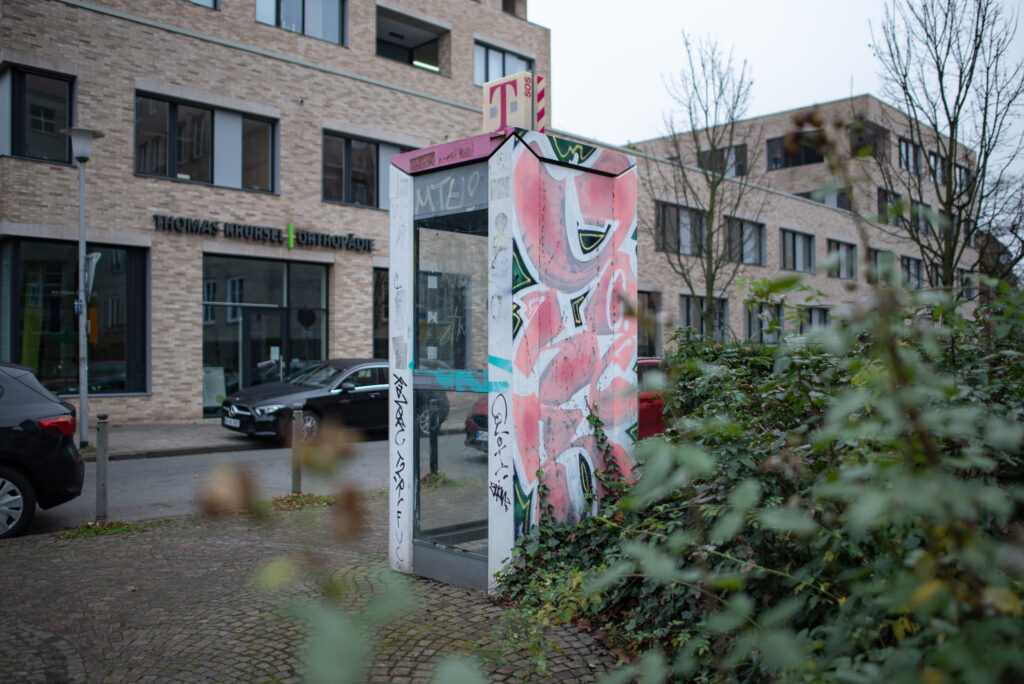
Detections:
[1, 492, 618, 683]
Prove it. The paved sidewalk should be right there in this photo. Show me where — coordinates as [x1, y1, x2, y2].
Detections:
[1, 493, 617, 682]
[83, 419, 271, 461]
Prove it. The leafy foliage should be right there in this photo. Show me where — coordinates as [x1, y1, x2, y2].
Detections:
[498, 281, 1024, 682]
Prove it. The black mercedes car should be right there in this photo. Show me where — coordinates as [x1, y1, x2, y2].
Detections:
[219, 358, 449, 442]
[0, 362, 85, 538]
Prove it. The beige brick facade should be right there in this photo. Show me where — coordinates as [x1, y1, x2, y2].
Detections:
[0, 0, 548, 422]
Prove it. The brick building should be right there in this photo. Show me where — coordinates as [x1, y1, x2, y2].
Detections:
[0, 0, 548, 421]
[628, 94, 979, 355]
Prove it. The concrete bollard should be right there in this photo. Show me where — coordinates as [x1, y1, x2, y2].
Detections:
[95, 412, 109, 523]
[291, 403, 303, 494]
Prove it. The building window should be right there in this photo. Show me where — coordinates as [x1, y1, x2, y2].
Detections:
[910, 201, 932, 237]
[780, 228, 814, 272]
[185, 0, 218, 7]
[637, 291, 661, 357]
[798, 307, 829, 333]
[869, 248, 896, 281]
[901, 256, 924, 290]
[746, 303, 783, 344]
[654, 202, 704, 256]
[376, 7, 447, 73]
[3, 240, 147, 394]
[959, 269, 975, 300]
[134, 95, 211, 183]
[255, 0, 345, 45]
[373, 268, 389, 359]
[899, 138, 922, 174]
[473, 42, 533, 86]
[680, 295, 728, 342]
[697, 144, 747, 177]
[929, 151, 948, 187]
[726, 218, 765, 265]
[766, 132, 823, 170]
[848, 118, 887, 159]
[242, 116, 274, 191]
[955, 164, 972, 194]
[12, 68, 73, 163]
[323, 132, 377, 206]
[877, 187, 902, 226]
[827, 240, 857, 279]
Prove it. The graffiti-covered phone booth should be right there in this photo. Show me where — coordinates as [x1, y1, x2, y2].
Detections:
[388, 128, 638, 592]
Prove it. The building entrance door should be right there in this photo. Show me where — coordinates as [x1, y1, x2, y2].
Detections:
[243, 309, 286, 388]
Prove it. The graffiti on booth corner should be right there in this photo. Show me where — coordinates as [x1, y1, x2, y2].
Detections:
[391, 373, 409, 561]
[509, 135, 639, 533]
[489, 392, 512, 512]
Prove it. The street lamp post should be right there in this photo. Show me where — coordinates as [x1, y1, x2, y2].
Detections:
[60, 126, 104, 448]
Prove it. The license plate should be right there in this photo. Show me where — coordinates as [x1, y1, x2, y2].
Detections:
[476, 430, 487, 442]
[222, 417, 241, 428]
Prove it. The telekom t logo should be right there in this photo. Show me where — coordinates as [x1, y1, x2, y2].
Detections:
[488, 80, 519, 129]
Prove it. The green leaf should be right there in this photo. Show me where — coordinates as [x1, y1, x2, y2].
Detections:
[757, 597, 804, 629]
[709, 511, 745, 542]
[759, 508, 817, 535]
[728, 479, 761, 510]
[759, 630, 805, 671]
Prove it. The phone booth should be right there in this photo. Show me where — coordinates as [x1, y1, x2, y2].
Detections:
[388, 128, 638, 592]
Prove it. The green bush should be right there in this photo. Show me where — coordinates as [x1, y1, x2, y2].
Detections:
[497, 280, 1024, 682]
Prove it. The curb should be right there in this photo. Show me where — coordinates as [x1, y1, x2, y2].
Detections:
[80, 442, 274, 463]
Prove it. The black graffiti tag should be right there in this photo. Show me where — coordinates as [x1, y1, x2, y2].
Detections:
[392, 373, 409, 561]
[490, 393, 511, 481]
[489, 482, 511, 511]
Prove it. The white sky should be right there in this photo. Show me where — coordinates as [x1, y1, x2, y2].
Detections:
[527, 0, 905, 145]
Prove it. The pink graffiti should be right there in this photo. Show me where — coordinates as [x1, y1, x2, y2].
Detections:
[511, 141, 638, 528]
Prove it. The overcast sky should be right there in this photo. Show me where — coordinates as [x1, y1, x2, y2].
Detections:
[526, 0, 1019, 145]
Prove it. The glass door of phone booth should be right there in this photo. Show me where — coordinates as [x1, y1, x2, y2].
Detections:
[410, 162, 490, 585]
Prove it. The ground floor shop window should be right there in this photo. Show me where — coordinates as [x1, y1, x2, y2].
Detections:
[201, 255, 327, 415]
[0, 238, 147, 394]
[373, 267, 388, 359]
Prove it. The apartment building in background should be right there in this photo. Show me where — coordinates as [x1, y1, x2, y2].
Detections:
[0, 0, 548, 422]
[0, 0, 978, 422]
[628, 94, 979, 355]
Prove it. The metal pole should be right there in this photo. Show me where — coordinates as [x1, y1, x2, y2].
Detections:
[291, 403, 303, 494]
[77, 160, 89, 448]
[95, 412, 108, 523]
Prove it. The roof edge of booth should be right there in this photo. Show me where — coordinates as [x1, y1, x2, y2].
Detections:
[390, 128, 637, 178]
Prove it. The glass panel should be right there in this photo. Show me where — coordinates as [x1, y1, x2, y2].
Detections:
[322, 133, 345, 201]
[488, 48, 504, 80]
[412, 39, 439, 70]
[255, 0, 275, 24]
[246, 310, 284, 387]
[473, 43, 486, 85]
[203, 305, 241, 413]
[242, 117, 273, 191]
[305, 0, 342, 43]
[349, 139, 377, 206]
[414, 388, 488, 555]
[203, 255, 284, 306]
[280, 0, 303, 32]
[372, 268, 388, 359]
[16, 241, 130, 394]
[289, 306, 325, 375]
[187, 0, 217, 7]
[21, 73, 70, 162]
[413, 174, 488, 557]
[505, 53, 530, 75]
[289, 262, 326, 309]
[135, 96, 169, 176]
[175, 105, 212, 183]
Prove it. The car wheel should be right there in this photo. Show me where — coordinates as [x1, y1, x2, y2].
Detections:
[0, 466, 36, 539]
[416, 407, 440, 434]
[300, 411, 321, 443]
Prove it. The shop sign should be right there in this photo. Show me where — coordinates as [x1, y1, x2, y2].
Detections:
[151, 215, 375, 253]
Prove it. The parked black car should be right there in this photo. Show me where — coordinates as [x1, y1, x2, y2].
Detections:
[0, 362, 85, 538]
[219, 358, 450, 442]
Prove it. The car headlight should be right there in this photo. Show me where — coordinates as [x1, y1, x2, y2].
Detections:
[254, 404, 286, 417]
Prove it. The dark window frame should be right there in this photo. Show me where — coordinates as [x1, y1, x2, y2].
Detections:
[827, 239, 857, 279]
[322, 131, 379, 208]
[780, 228, 815, 273]
[10, 66, 75, 164]
[745, 302, 783, 344]
[5, 238, 148, 395]
[255, 0, 348, 46]
[473, 41, 534, 86]
[133, 93, 214, 185]
[697, 143, 747, 177]
[240, 114, 276, 193]
[654, 201, 705, 256]
[726, 217, 766, 265]
[766, 132, 824, 171]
